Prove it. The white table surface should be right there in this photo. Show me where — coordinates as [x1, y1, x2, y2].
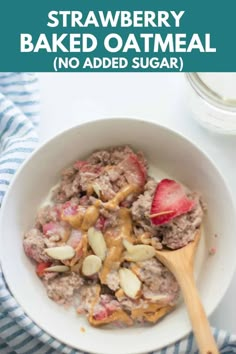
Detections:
[38, 72, 236, 334]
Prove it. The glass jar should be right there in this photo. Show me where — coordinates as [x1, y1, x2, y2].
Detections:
[185, 73, 236, 134]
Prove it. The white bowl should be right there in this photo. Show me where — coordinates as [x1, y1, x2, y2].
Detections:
[0, 118, 236, 354]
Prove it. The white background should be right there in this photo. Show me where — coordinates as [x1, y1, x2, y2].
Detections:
[38, 73, 235, 333]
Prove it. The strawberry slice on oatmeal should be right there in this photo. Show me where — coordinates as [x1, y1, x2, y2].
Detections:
[150, 179, 196, 225]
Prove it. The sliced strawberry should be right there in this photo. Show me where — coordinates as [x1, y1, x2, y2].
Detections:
[93, 307, 108, 321]
[93, 295, 120, 320]
[42, 222, 56, 235]
[119, 153, 147, 187]
[42, 222, 70, 240]
[74, 160, 102, 174]
[36, 262, 51, 277]
[95, 216, 106, 231]
[73, 160, 88, 170]
[61, 201, 78, 217]
[150, 179, 195, 225]
[67, 229, 83, 248]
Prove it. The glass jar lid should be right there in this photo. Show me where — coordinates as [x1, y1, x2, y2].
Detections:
[186, 73, 236, 111]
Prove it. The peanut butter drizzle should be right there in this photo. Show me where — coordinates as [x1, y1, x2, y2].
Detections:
[99, 246, 122, 284]
[64, 182, 172, 326]
[62, 183, 137, 232]
[81, 205, 99, 231]
[115, 288, 172, 324]
[61, 213, 84, 229]
[104, 184, 141, 210]
[99, 208, 134, 284]
[61, 205, 100, 231]
[89, 308, 133, 326]
[88, 272, 132, 326]
[70, 261, 82, 273]
[137, 232, 152, 245]
[115, 288, 125, 300]
[118, 208, 135, 243]
[62, 184, 138, 283]
[68, 233, 88, 267]
[131, 305, 173, 323]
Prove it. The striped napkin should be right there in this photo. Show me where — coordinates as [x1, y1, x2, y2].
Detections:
[0, 73, 235, 354]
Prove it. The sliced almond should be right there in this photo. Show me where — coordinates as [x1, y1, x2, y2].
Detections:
[92, 183, 101, 198]
[119, 268, 141, 299]
[123, 244, 155, 262]
[87, 227, 107, 261]
[82, 255, 102, 276]
[45, 265, 70, 273]
[143, 293, 170, 302]
[122, 239, 134, 252]
[45, 245, 75, 260]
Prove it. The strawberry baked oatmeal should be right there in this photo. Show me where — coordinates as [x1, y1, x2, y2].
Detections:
[23, 146, 204, 326]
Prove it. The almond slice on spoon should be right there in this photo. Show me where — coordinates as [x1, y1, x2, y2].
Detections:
[45, 245, 75, 260]
[45, 265, 70, 272]
[87, 227, 107, 261]
[123, 244, 156, 262]
[119, 268, 141, 299]
[82, 255, 102, 276]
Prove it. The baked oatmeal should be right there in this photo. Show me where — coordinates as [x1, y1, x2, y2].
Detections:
[23, 146, 204, 326]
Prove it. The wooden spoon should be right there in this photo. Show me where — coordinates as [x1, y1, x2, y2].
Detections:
[156, 230, 219, 354]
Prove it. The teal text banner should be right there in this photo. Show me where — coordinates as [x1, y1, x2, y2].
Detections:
[0, 0, 235, 72]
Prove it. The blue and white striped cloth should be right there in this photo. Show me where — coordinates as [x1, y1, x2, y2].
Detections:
[0, 73, 235, 354]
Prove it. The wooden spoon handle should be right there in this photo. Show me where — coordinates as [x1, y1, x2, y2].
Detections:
[176, 271, 219, 354]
